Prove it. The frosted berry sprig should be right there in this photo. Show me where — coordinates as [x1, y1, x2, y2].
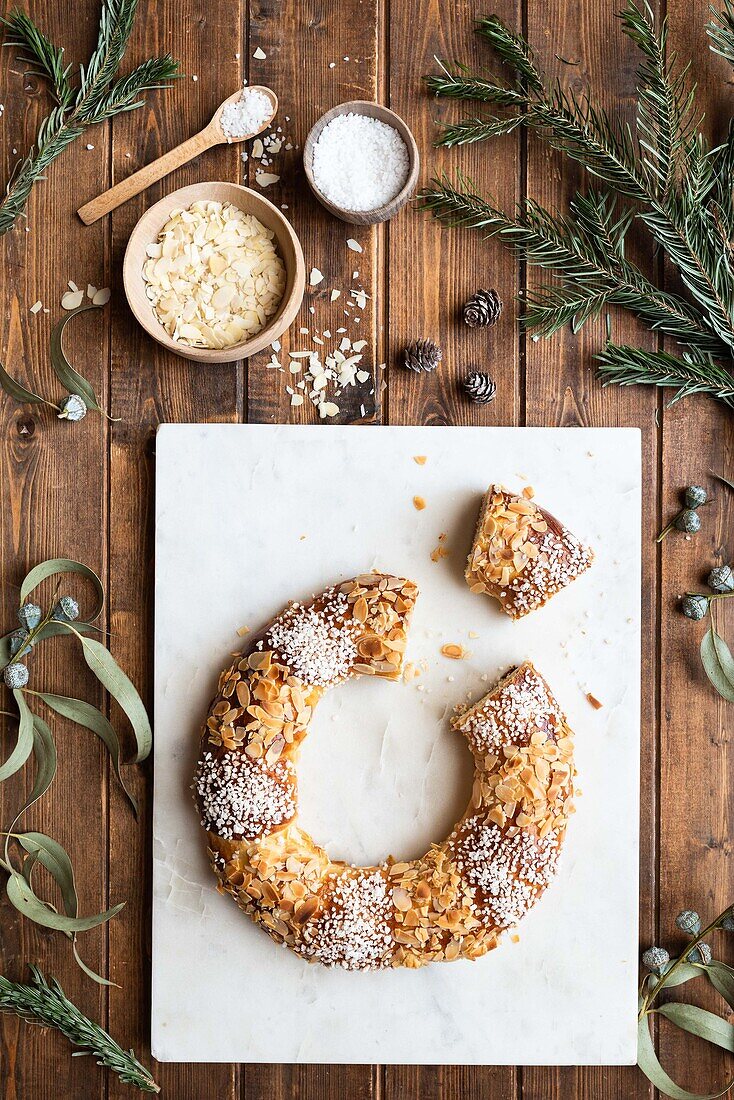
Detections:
[658, 485, 711, 542]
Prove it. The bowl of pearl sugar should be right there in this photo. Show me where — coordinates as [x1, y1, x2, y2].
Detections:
[303, 101, 420, 225]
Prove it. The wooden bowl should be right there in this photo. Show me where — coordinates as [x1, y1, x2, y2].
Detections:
[303, 101, 420, 226]
[122, 182, 305, 364]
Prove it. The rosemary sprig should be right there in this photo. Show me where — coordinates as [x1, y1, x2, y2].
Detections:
[421, 1, 734, 408]
[0, 2, 179, 235]
[0, 966, 159, 1093]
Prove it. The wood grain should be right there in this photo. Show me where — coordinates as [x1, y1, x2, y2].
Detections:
[0, 0, 733, 1097]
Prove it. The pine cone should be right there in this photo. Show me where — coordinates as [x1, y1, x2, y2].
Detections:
[403, 339, 442, 374]
[463, 288, 502, 328]
[463, 371, 496, 404]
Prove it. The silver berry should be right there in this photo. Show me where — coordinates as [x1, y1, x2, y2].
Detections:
[708, 565, 734, 593]
[3, 663, 29, 689]
[684, 486, 708, 509]
[690, 942, 712, 964]
[642, 946, 670, 973]
[17, 602, 42, 631]
[681, 594, 709, 621]
[675, 910, 701, 936]
[57, 394, 87, 422]
[675, 509, 701, 534]
[51, 595, 79, 622]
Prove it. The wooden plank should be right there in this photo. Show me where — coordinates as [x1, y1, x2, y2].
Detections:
[105, 2, 243, 1098]
[242, 1, 381, 1095]
[520, 1, 658, 1097]
[385, 0, 520, 1097]
[0, 2, 110, 1097]
[246, 0, 383, 428]
[657, 1, 734, 1095]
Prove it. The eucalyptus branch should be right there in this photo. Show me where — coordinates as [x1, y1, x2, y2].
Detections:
[0, 3, 179, 235]
[0, 966, 159, 1093]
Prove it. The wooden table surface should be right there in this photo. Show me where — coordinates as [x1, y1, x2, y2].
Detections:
[1, 1, 733, 1097]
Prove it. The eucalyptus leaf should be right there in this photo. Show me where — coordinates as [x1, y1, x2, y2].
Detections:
[72, 938, 119, 988]
[657, 1003, 734, 1053]
[0, 359, 47, 405]
[21, 850, 40, 887]
[64, 628, 151, 762]
[653, 962, 704, 990]
[4, 715, 58, 868]
[0, 690, 35, 782]
[15, 830, 78, 918]
[6, 870, 124, 932]
[711, 471, 734, 494]
[49, 303, 102, 412]
[637, 1013, 732, 1099]
[700, 626, 734, 702]
[703, 960, 734, 1009]
[20, 558, 104, 622]
[37, 692, 137, 816]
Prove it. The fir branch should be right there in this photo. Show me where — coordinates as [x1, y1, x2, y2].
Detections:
[424, 59, 528, 107]
[0, 966, 159, 1093]
[596, 342, 734, 406]
[707, 0, 734, 68]
[419, 176, 726, 354]
[0, 3, 179, 235]
[423, 3, 734, 406]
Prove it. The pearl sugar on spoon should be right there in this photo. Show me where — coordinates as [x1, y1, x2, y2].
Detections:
[76, 86, 278, 226]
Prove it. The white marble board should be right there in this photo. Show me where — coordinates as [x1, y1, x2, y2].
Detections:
[152, 424, 641, 1065]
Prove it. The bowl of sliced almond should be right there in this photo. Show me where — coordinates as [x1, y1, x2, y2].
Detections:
[123, 181, 305, 363]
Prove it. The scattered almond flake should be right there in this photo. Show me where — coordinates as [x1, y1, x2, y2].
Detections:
[312, 335, 324, 345]
[309, 268, 324, 286]
[320, 401, 339, 418]
[336, 327, 347, 333]
[352, 339, 368, 352]
[330, 289, 341, 301]
[85, 143, 94, 150]
[241, 150, 248, 163]
[86, 284, 97, 299]
[289, 362, 301, 374]
[309, 305, 315, 314]
[191, 75, 198, 82]
[92, 287, 111, 306]
[347, 238, 362, 253]
[431, 544, 450, 562]
[586, 692, 604, 710]
[271, 339, 281, 352]
[468, 631, 480, 639]
[441, 644, 467, 660]
[252, 138, 264, 159]
[68, 280, 78, 292]
[322, 329, 331, 338]
[291, 394, 304, 406]
[61, 289, 84, 310]
[356, 369, 369, 383]
[522, 485, 535, 500]
[236, 625, 251, 637]
[290, 350, 312, 358]
[29, 300, 42, 314]
[253, 46, 267, 59]
[329, 61, 336, 68]
[413, 496, 426, 511]
[256, 171, 279, 187]
[413, 455, 427, 465]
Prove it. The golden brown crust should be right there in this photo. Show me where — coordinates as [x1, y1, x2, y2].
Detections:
[465, 485, 594, 618]
[194, 574, 576, 970]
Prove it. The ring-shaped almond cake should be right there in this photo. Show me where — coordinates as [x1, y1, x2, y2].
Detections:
[194, 573, 576, 970]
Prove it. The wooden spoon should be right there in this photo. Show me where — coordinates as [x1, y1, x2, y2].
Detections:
[77, 87, 278, 226]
